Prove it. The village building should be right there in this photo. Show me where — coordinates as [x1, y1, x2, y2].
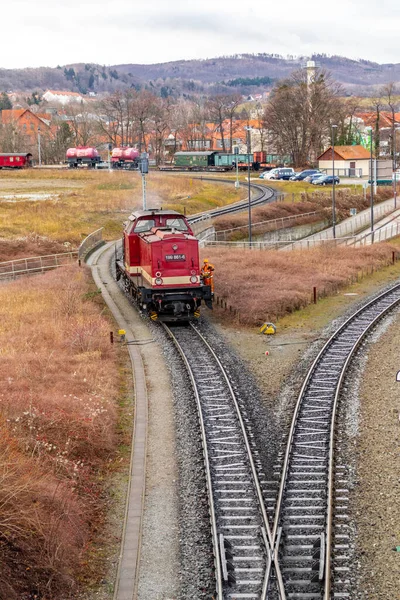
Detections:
[43, 90, 85, 105]
[317, 145, 371, 177]
[1, 108, 52, 140]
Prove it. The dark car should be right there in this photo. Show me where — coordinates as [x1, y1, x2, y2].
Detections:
[312, 174, 340, 185]
[290, 169, 321, 181]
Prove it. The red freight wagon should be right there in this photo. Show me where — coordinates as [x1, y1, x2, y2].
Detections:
[66, 147, 101, 168]
[0, 153, 32, 169]
[111, 147, 139, 170]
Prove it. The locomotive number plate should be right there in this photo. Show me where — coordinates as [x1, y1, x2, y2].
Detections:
[165, 254, 186, 261]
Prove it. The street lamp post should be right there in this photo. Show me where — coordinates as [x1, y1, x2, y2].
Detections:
[366, 127, 374, 242]
[245, 127, 252, 245]
[331, 124, 338, 239]
[393, 127, 400, 209]
[37, 126, 41, 167]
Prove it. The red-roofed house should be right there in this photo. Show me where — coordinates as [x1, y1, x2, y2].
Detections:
[317, 145, 371, 177]
[1, 109, 52, 140]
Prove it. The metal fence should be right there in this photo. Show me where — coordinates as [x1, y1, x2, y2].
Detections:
[0, 251, 78, 281]
[211, 211, 320, 241]
[78, 228, 104, 260]
[304, 199, 397, 242]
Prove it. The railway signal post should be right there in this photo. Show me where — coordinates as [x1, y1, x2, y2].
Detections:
[140, 152, 149, 210]
[233, 145, 239, 189]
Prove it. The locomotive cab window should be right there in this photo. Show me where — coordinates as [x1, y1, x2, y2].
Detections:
[165, 218, 188, 231]
[134, 219, 155, 233]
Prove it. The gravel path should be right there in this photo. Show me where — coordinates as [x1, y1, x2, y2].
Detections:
[353, 311, 400, 598]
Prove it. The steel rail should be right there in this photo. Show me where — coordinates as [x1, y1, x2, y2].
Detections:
[160, 322, 224, 600]
[162, 322, 285, 599]
[323, 285, 400, 599]
[191, 324, 274, 551]
[188, 180, 276, 224]
[269, 281, 400, 599]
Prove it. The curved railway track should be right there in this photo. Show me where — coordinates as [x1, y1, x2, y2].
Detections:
[188, 179, 276, 224]
[162, 282, 400, 599]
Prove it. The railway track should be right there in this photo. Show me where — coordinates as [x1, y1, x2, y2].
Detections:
[188, 179, 276, 224]
[162, 282, 400, 599]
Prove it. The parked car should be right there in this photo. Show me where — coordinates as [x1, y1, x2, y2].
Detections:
[259, 168, 280, 180]
[273, 167, 296, 180]
[312, 174, 340, 185]
[304, 173, 326, 183]
[290, 169, 321, 181]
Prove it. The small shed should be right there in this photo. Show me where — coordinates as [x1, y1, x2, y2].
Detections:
[317, 145, 371, 177]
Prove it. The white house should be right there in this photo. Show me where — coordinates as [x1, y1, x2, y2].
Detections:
[43, 90, 85, 105]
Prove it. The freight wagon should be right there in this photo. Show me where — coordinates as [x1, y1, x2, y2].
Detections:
[0, 153, 32, 169]
[66, 147, 101, 168]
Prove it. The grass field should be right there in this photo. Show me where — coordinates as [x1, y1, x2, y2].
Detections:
[204, 243, 400, 326]
[0, 169, 244, 260]
[0, 265, 123, 597]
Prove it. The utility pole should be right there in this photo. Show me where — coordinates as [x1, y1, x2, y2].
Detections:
[37, 126, 41, 167]
[331, 124, 338, 239]
[108, 142, 112, 172]
[245, 127, 252, 245]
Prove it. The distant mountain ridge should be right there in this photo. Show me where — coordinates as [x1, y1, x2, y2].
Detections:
[1, 54, 400, 97]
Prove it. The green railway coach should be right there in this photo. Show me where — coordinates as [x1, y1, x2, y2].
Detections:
[174, 151, 217, 169]
[214, 153, 253, 169]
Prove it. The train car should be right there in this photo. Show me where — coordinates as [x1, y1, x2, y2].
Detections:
[0, 153, 32, 169]
[66, 147, 101, 168]
[214, 152, 254, 170]
[174, 151, 217, 170]
[116, 209, 212, 321]
[111, 147, 140, 170]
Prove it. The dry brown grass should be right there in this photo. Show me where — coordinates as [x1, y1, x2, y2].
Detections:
[205, 244, 399, 326]
[0, 170, 242, 261]
[0, 265, 119, 598]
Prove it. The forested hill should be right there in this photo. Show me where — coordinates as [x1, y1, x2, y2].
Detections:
[1, 54, 400, 97]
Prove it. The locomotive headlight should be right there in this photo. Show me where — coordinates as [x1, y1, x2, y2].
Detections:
[172, 244, 178, 251]
[155, 277, 163, 285]
[190, 275, 198, 284]
[190, 269, 196, 276]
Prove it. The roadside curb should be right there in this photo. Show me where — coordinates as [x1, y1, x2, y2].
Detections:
[89, 242, 148, 600]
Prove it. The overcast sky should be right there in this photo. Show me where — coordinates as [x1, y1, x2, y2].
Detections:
[2, 0, 400, 69]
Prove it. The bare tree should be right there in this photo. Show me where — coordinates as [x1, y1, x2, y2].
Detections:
[66, 102, 98, 147]
[263, 68, 342, 167]
[381, 82, 398, 165]
[206, 95, 230, 151]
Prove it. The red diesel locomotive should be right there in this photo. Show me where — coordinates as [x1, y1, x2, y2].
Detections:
[116, 209, 212, 320]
